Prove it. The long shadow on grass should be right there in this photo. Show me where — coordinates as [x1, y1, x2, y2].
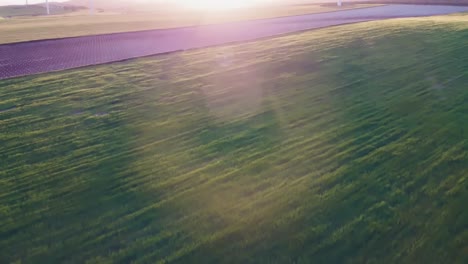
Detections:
[0, 70, 176, 263]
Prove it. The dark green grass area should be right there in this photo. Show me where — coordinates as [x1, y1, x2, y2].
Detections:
[1, 15, 468, 263]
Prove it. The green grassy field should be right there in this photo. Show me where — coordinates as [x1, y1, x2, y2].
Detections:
[1, 14, 468, 263]
[0, 4, 378, 44]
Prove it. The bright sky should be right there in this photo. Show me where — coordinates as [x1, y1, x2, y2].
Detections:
[0, 0, 54, 5]
[0, 0, 182, 6]
[0, 0, 279, 7]
[0, 0, 61, 5]
[0, 0, 321, 7]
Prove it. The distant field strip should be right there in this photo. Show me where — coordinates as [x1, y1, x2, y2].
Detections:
[2, 5, 468, 80]
[1, 14, 468, 263]
[0, 4, 379, 44]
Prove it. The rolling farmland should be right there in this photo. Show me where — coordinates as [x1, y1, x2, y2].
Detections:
[1, 13, 468, 264]
[2, 5, 468, 80]
[0, 4, 379, 45]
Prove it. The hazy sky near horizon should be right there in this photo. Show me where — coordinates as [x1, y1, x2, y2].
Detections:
[0, 0, 320, 7]
[0, 0, 64, 5]
[0, 0, 150, 6]
[0, 0, 261, 6]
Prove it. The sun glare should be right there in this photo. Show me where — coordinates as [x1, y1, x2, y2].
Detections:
[175, 0, 255, 10]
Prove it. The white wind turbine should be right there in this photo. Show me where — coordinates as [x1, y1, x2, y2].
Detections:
[89, 0, 95, 15]
[45, 0, 50, 15]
